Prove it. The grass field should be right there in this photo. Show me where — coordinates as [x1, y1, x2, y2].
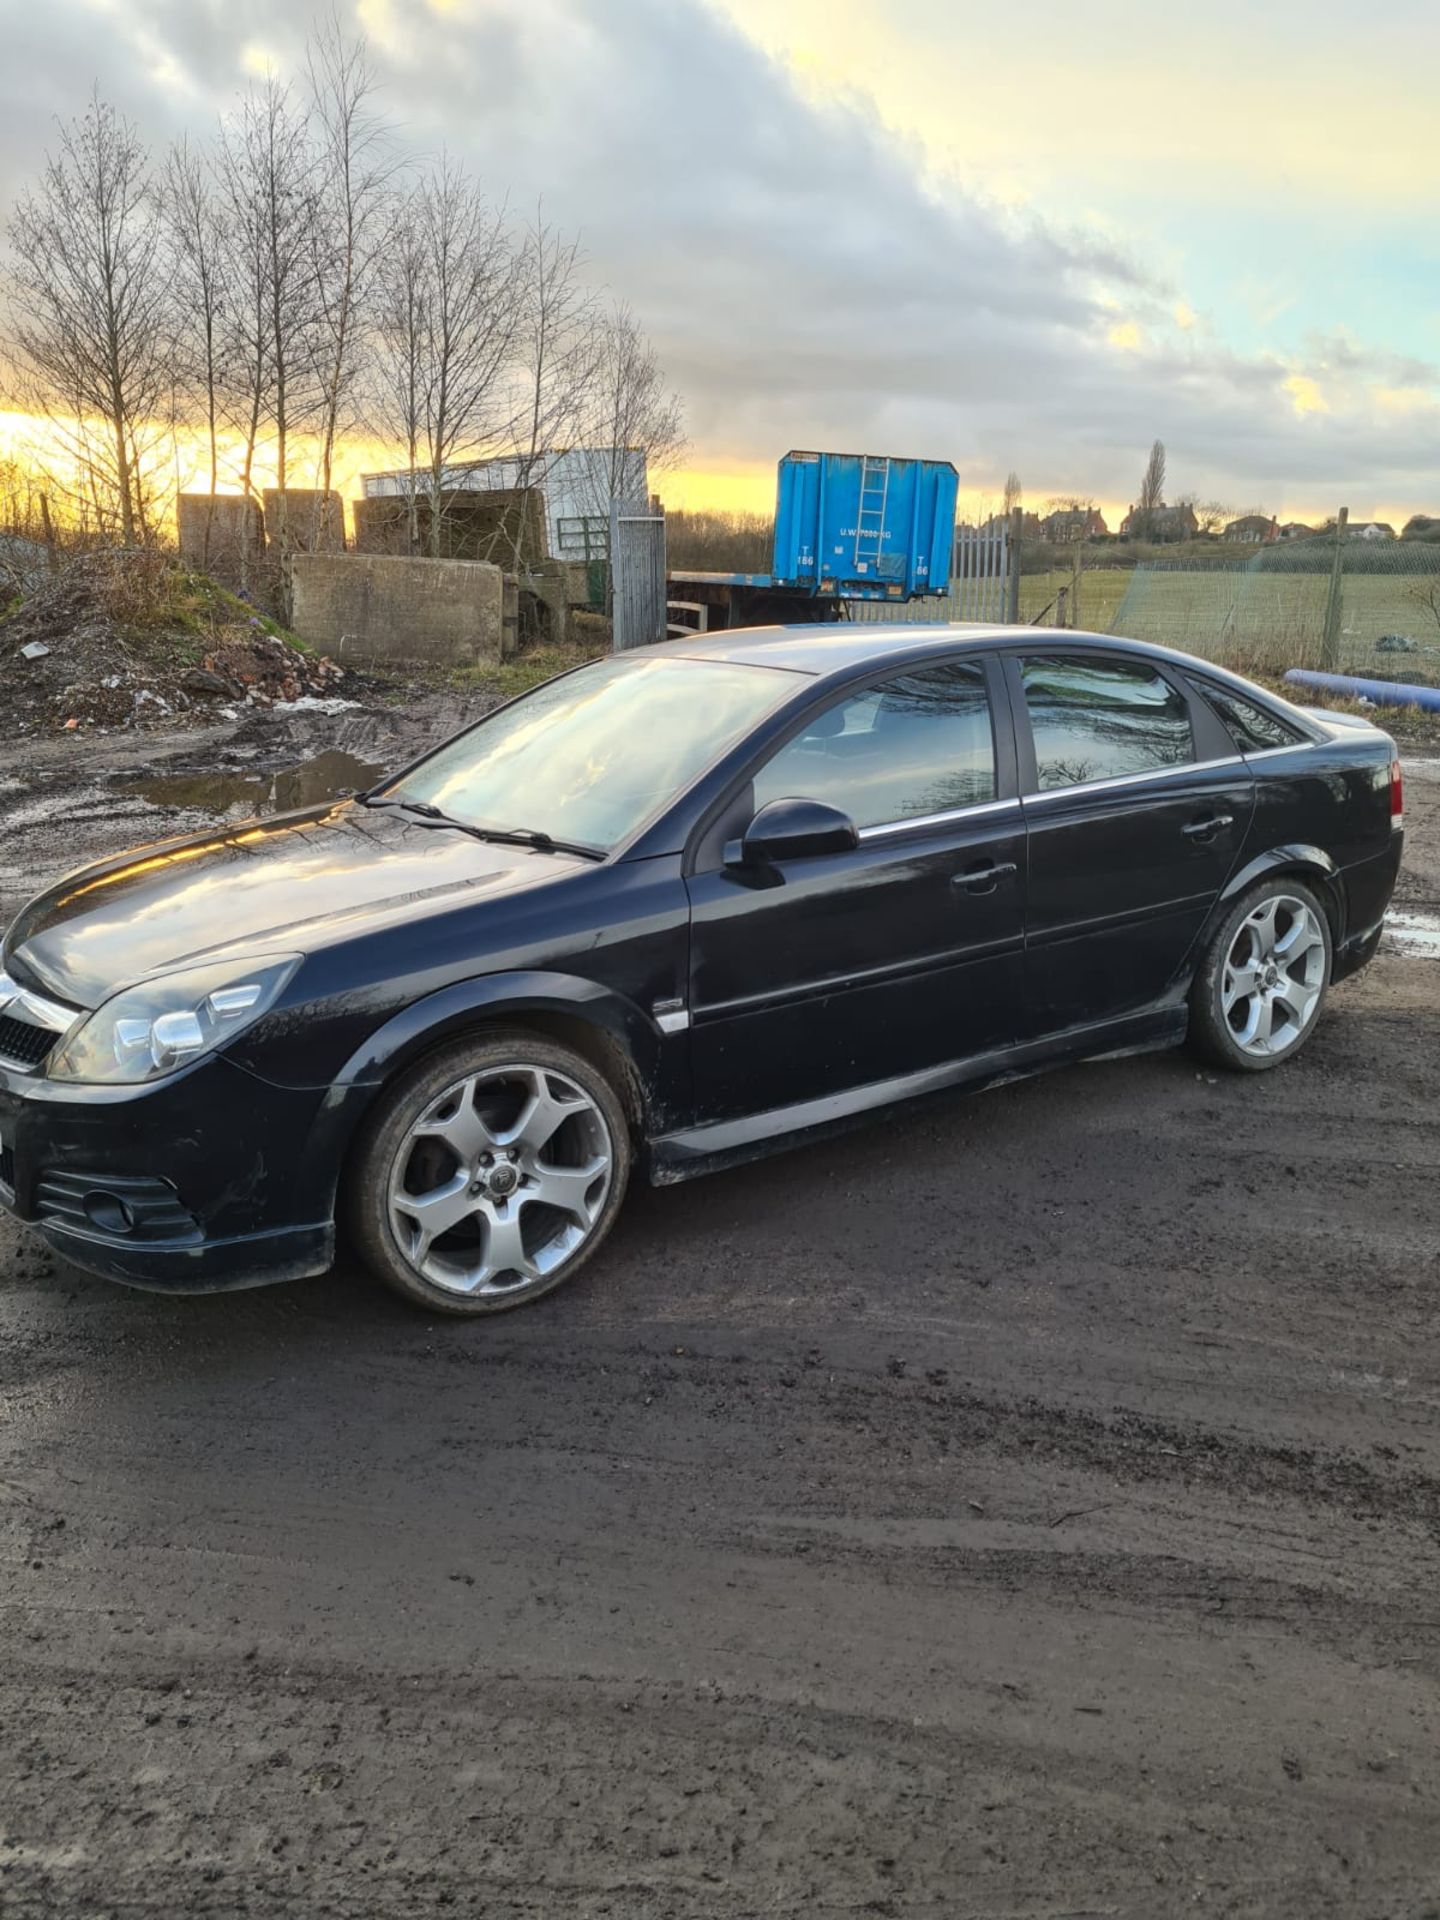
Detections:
[1017, 566, 1129, 631]
[472, 564, 1440, 708]
[1016, 565, 1440, 681]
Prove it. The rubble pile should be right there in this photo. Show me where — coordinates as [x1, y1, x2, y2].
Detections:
[0, 550, 354, 733]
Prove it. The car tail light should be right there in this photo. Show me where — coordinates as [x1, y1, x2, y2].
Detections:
[1390, 758, 1404, 830]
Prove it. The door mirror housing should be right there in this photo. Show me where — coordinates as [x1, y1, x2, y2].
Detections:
[731, 796, 859, 867]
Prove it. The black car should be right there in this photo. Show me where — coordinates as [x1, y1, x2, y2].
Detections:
[0, 626, 1403, 1315]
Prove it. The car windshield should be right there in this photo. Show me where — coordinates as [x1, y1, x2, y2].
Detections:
[380, 654, 796, 852]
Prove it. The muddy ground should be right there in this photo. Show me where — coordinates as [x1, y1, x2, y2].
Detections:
[0, 707, 1437, 1918]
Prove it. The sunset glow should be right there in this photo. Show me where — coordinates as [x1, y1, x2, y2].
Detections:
[0, 0, 1434, 534]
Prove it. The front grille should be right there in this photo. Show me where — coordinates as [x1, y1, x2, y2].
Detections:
[0, 1013, 57, 1071]
[35, 1171, 201, 1244]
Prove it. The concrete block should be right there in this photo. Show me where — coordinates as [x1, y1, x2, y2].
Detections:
[263, 490, 346, 553]
[290, 553, 507, 665]
[176, 494, 265, 583]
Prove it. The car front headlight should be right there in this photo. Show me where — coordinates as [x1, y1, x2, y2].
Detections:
[48, 954, 301, 1085]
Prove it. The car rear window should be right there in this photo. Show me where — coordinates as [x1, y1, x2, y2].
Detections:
[1021, 655, 1194, 791]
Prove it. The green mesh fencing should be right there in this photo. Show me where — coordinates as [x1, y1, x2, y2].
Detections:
[1108, 540, 1440, 682]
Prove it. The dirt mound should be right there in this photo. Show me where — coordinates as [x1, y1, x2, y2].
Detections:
[0, 549, 353, 734]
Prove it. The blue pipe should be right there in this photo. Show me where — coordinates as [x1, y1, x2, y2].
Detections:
[1283, 668, 1440, 714]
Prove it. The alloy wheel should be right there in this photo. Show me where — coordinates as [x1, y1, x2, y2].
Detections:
[386, 1062, 613, 1298]
[1221, 895, 1327, 1059]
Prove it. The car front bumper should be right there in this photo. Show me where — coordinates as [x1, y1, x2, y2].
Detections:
[0, 1054, 346, 1292]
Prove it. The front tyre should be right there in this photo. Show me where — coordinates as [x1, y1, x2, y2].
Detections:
[347, 1029, 632, 1315]
[1189, 878, 1332, 1072]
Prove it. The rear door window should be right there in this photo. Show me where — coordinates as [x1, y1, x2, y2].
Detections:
[1020, 655, 1194, 792]
[752, 660, 996, 830]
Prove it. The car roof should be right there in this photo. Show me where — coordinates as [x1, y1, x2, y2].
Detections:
[626, 622, 1154, 680]
[616, 624, 1321, 735]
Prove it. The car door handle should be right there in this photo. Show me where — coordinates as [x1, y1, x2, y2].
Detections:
[952, 859, 1018, 894]
[1182, 813, 1234, 841]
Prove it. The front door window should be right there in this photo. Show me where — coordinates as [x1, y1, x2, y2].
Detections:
[752, 661, 996, 829]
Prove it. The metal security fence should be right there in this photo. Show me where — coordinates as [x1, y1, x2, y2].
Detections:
[846, 523, 1012, 625]
[1112, 537, 1440, 680]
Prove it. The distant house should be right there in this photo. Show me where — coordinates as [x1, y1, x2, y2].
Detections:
[980, 510, 1041, 537]
[1041, 506, 1108, 543]
[1278, 522, 1315, 541]
[1222, 515, 1279, 544]
[1326, 518, 1397, 541]
[1120, 501, 1199, 542]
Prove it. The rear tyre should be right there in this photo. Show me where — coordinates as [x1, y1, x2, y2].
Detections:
[347, 1028, 632, 1315]
[1189, 878, 1332, 1073]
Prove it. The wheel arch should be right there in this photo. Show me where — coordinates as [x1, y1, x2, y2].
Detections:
[1174, 846, 1343, 1006]
[337, 970, 660, 1131]
[307, 972, 667, 1232]
[1213, 844, 1345, 946]
[337, 985, 646, 1315]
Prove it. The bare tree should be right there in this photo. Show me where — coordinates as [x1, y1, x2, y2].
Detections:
[372, 157, 521, 559]
[1409, 578, 1440, 638]
[4, 93, 172, 544]
[306, 15, 392, 545]
[213, 121, 270, 581]
[370, 185, 430, 552]
[1191, 497, 1234, 537]
[1133, 438, 1166, 540]
[162, 136, 229, 564]
[1, 45, 695, 590]
[1002, 470, 1022, 519]
[218, 74, 322, 561]
[497, 207, 600, 565]
[583, 301, 686, 510]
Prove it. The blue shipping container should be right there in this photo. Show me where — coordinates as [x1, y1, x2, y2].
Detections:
[771, 450, 959, 601]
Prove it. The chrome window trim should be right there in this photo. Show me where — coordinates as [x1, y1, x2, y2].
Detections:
[1239, 739, 1320, 762]
[0, 971, 79, 1035]
[1022, 754, 1246, 805]
[856, 795, 1020, 842]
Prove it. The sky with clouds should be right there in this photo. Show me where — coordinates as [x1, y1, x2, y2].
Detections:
[1, 0, 1435, 523]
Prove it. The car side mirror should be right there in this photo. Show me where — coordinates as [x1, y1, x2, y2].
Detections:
[729, 796, 859, 867]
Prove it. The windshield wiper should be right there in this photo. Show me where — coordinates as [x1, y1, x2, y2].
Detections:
[467, 823, 605, 861]
[356, 792, 445, 819]
[355, 792, 601, 860]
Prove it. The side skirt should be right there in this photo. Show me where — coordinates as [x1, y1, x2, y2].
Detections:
[647, 1005, 1188, 1186]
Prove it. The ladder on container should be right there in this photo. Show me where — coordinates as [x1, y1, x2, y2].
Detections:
[853, 456, 890, 571]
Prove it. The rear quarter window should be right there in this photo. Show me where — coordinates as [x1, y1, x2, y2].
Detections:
[1190, 680, 1306, 754]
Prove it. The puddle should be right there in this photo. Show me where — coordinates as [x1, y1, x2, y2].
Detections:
[120, 748, 384, 817]
[1385, 910, 1440, 959]
[1403, 758, 1440, 785]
